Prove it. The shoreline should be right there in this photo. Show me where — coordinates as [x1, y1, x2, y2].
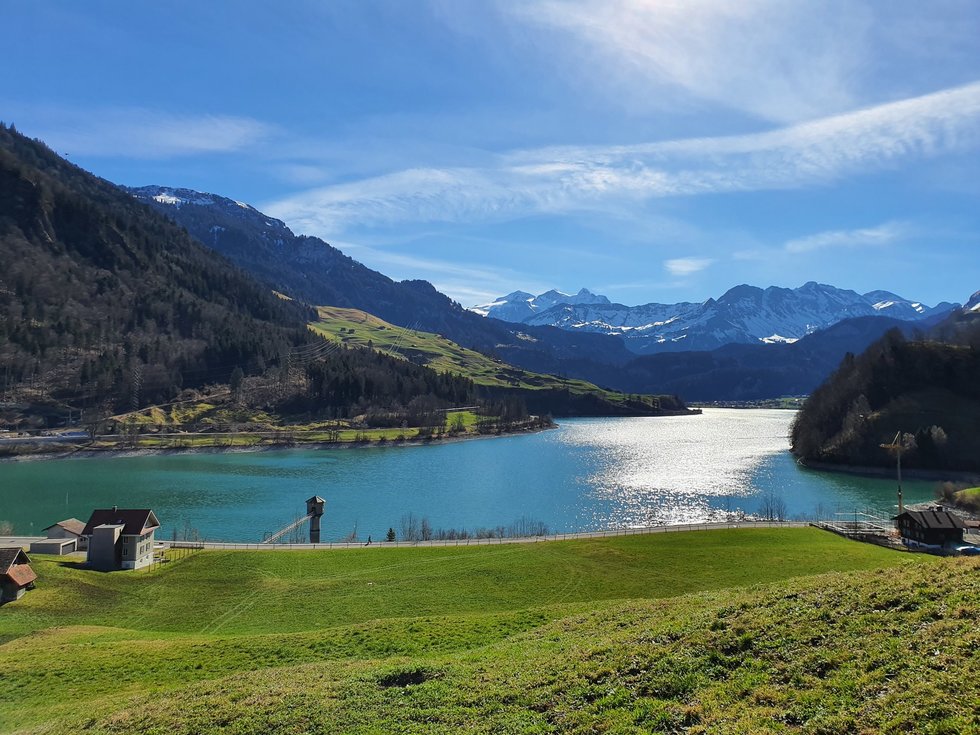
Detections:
[0, 422, 559, 463]
[797, 457, 980, 484]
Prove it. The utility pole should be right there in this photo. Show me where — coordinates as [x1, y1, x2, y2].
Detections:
[880, 431, 904, 515]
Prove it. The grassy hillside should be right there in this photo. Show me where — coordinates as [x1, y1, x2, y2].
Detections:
[310, 306, 688, 416]
[2, 528, 968, 734]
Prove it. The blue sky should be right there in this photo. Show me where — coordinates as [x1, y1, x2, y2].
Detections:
[4, 1, 980, 308]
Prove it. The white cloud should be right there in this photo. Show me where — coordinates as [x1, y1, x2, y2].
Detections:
[264, 81, 980, 236]
[17, 106, 273, 158]
[784, 221, 912, 254]
[509, 0, 871, 123]
[330, 239, 548, 305]
[664, 257, 714, 277]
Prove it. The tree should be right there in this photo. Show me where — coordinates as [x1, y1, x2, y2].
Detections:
[758, 489, 787, 521]
[229, 366, 244, 403]
[400, 513, 420, 542]
[385, 527, 396, 542]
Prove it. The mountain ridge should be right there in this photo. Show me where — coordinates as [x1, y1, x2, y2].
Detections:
[126, 185, 639, 378]
[474, 283, 957, 354]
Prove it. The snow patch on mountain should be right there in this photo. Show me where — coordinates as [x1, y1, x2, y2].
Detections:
[472, 288, 608, 322]
[967, 291, 980, 312]
[472, 282, 957, 355]
[760, 334, 799, 344]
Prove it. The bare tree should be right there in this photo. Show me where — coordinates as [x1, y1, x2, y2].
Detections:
[758, 489, 788, 521]
[400, 513, 420, 542]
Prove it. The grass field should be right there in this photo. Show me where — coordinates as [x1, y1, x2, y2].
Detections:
[955, 487, 980, 511]
[310, 306, 642, 403]
[2, 528, 976, 734]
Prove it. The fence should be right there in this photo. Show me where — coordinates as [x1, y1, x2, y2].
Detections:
[164, 520, 811, 551]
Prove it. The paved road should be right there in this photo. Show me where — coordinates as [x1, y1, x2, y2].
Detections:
[0, 536, 45, 549]
[169, 521, 812, 551]
[0, 432, 90, 445]
[3, 522, 812, 554]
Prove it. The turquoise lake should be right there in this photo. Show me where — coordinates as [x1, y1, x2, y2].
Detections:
[0, 409, 935, 542]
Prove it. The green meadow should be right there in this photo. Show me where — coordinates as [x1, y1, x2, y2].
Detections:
[3, 528, 977, 734]
[310, 305, 639, 402]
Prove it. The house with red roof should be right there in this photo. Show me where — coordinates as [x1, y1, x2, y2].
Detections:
[0, 548, 37, 603]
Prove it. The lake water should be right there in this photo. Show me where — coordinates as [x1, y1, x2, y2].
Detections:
[0, 409, 936, 542]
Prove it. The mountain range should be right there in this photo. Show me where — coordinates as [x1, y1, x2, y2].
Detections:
[474, 285, 956, 354]
[127, 185, 974, 402]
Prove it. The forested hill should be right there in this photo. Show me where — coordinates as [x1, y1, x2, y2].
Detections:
[126, 185, 637, 374]
[790, 310, 980, 472]
[0, 126, 672, 430]
[0, 123, 317, 412]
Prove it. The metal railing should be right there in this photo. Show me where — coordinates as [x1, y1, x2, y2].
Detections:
[163, 520, 811, 551]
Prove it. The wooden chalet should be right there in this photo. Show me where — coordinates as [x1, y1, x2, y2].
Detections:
[0, 548, 37, 603]
[894, 507, 965, 548]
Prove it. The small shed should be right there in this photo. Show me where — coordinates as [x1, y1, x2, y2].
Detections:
[894, 508, 965, 548]
[0, 548, 37, 603]
[30, 518, 88, 555]
[43, 518, 87, 549]
[29, 538, 78, 556]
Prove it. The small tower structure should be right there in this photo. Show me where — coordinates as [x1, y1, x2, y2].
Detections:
[306, 496, 326, 543]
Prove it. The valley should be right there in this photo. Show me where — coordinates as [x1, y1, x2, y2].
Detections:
[3, 6, 980, 731]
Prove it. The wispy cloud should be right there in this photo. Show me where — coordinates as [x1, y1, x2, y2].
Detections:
[12, 105, 273, 158]
[510, 0, 870, 123]
[784, 221, 912, 254]
[265, 81, 980, 236]
[330, 239, 548, 305]
[664, 257, 714, 277]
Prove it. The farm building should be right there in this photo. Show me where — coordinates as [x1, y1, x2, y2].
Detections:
[30, 518, 87, 556]
[82, 508, 161, 571]
[0, 548, 37, 603]
[894, 508, 965, 549]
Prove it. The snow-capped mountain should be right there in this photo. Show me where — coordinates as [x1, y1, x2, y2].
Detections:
[129, 186, 292, 243]
[966, 290, 980, 312]
[471, 288, 609, 321]
[471, 282, 957, 355]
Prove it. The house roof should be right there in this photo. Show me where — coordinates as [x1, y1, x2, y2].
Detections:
[895, 509, 965, 531]
[43, 518, 85, 536]
[0, 547, 37, 587]
[82, 509, 160, 537]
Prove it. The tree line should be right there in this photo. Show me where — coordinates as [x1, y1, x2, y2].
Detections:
[791, 314, 980, 472]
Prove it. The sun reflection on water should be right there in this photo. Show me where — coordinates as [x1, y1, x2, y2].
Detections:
[558, 410, 794, 527]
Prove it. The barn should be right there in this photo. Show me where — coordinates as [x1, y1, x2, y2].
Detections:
[894, 508, 965, 549]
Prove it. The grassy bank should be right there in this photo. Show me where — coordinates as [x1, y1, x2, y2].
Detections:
[2, 528, 967, 733]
